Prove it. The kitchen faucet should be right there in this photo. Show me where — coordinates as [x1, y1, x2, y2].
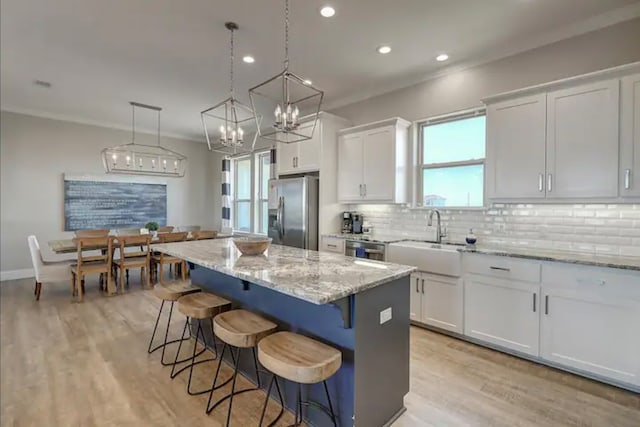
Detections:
[427, 209, 446, 243]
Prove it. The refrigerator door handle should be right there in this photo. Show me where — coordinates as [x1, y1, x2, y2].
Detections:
[278, 196, 285, 238]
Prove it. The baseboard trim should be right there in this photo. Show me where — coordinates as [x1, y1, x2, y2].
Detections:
[1, 268, 35, 282]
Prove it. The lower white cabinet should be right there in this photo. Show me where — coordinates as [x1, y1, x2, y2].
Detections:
[320, 236, 345, 254]
[464, 274, 540, 356]
[540, 264, 640, 386]
[410, 272, 463, 334]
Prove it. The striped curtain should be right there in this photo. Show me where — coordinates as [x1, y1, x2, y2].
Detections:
[221, 158, 231, 230]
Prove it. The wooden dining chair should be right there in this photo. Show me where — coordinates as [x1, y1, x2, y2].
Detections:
[157, 226, 174, 233]
[192, 230, 218, 240]
[151, 232, 188, 284]
[71, 236, 113, 302]
[74, 229, 110, 237]
[114, 234, 152, 293]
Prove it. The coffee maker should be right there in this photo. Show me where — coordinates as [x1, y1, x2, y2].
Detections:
[343, 211, 364, 234]
[342, 212, 354, 234]
[352, 213, 364, 234]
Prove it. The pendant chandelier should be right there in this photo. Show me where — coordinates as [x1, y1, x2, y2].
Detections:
[201, 22, 261, 155]
[101, 102, 187, 177]
[248, 0, 324, 144]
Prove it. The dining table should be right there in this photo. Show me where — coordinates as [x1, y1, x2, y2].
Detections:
[47, 232, 232, 296]
[48, 232, 232, 254]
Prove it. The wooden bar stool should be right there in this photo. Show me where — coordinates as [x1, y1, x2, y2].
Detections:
[257, 331, 342, 427]
[171, 292, 232, 396]
[148, 281, 202, 365]
[206, 309, 284, 427]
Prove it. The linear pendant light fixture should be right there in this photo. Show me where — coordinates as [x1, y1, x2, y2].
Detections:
[101, 102, 187, 177]
[248, 0, 323, 144]
[201, 22, 261, 155]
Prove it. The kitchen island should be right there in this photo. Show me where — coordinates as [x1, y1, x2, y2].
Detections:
[154, 238, 415, 427]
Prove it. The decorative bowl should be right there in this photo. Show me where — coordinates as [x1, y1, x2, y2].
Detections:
[232, 237, 272, 256]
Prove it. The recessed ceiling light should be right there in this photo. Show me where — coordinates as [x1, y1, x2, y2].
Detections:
[320, 6, 335, 17]
[436, 53, 449, 62]
[303, 79, 313, 85]
[243, 55, 255, 63]
[376, 45, 392, 54]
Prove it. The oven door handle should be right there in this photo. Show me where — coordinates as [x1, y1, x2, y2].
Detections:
[363, 249, 384, 254]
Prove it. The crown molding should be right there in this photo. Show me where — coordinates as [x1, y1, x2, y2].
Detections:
[0, 105, 205, 144]
[324, 3, 640, 112]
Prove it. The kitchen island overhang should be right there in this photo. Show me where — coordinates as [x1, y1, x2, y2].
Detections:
[154, 239, 415, 427]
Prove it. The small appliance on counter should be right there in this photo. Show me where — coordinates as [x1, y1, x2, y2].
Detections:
[342, 211, 354, 234]
[352, 213, 364, 234]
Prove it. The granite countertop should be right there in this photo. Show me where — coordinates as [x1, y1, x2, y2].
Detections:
[461, 245, 640, 271]
[153, 238, 416, 305]
[323, 233, 409, 244]
[324, 234, 639, 271]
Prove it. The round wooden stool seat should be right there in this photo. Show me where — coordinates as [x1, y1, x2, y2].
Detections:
[213, 309, 277, 348]
[177, 292, 231, 319]
[258, 331, 342, 384]
[153, 281, 201, 301]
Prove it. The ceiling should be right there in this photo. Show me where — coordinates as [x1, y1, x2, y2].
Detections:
[2, 0, 639, 141]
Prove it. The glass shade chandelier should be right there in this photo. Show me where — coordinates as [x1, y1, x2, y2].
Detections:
[201, 22, 261, 155]
[248, 0, 324, 144]
[101, 102, 187, 177]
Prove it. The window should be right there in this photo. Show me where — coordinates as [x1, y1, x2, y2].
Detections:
[232, 156, 251, 232]
[230, 150, 271, 234]
[419, 111, 486, 208]
[255, 151, 271, 234]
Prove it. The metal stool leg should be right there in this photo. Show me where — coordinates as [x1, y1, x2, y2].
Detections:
[170, 317, 214, 380]
[258, 374, 285, 427]
[323, 380, 338, 427]
[148, 300, 193, 366]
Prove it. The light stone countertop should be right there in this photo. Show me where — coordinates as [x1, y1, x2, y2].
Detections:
[153, 238, 416, 305]
[323, 234, 640, 271]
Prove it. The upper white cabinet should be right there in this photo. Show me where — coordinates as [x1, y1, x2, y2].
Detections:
[277, 121, 321, 175]
[486, 94, 547, 199]
[621, 73, 640, 197]
[484, 63, 640, 202]
[540, 263, 640, 386]
[337, 118, 411, 203]
[546, 80, 619, 198]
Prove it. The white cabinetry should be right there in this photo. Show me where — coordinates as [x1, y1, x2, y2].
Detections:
[464, 254, 541, 356]
[337, 118, 410, 203]
[409, 271, 463, 334]
[484, 63, 640, 202]
[277, 121, 320, 175]
[320, 236, 345, 254]
[540, 263, 640, 386]
[621, 73, 640, 197]
[486, 94, 547, 199]
[546, 80, 620, 198]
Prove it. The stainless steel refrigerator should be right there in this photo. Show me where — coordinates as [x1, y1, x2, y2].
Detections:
[267, 176, 319, 250]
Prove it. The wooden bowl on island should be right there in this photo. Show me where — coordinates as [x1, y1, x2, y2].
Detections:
[232, 237, 272, 256]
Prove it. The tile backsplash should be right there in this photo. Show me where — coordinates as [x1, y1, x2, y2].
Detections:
[349, 204, 640, 257]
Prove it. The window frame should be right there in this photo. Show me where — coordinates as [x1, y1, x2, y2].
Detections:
[255, 150, 271, 235]
[231, 154, 252, 233]
[229, 149, 271, 234]
[417, 108, 487, 209]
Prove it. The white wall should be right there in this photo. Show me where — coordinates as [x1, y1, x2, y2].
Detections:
[0, 111, 223, 275]
[330, 18, 640, 125]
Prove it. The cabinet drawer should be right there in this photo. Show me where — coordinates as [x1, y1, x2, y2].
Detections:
[464, 254, 541, 283]
[320, 237, 345, 254]
[542, 262, 640, 301]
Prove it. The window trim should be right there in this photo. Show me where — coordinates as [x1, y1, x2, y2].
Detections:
[417, 108, 487, 209]
[229, 150, 271, 234]
[255, 150, 271, 235]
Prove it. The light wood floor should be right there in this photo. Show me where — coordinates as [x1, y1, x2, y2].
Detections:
[1, 277, 639, 427]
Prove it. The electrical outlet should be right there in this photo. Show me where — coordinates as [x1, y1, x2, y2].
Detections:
[379, 307, 392, 324]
